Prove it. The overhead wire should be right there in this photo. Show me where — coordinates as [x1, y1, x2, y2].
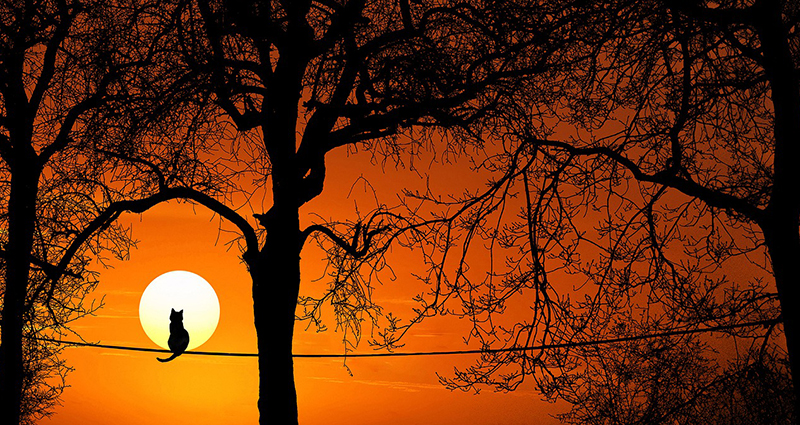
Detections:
[29, 317, 779, 358]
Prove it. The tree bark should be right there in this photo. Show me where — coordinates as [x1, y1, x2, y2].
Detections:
[764, 223, 800, 409]
[0, 163, 40, 425]
[755, 0, 800, 413]
[251, 199, 302, 425]
[251, 67, 305, 421]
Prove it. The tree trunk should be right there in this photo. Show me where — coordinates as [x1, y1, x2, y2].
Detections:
[250, 20, 309, 423]
[0, 166, 39, 425]
[763, 222, 800, 412]
[251, 202, 302, 425]
[755, 0, 800, 414]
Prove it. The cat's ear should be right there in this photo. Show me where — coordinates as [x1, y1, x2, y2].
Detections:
[171, 308, 176, 313]
[179, 309, 184, 313]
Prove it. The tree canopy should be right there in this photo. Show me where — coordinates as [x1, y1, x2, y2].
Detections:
[378, 0, 798, 422]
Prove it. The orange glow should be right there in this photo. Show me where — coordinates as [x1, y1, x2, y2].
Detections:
[38, 149, 562, 425]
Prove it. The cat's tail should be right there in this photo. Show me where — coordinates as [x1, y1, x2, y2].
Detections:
[157, 352, 181, 362]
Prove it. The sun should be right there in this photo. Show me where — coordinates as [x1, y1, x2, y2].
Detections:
[139, 270, 220, 351]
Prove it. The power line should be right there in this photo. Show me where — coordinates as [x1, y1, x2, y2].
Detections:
[30, 317, 779, 358]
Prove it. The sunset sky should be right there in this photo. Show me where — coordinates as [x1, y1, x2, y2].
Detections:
[38, 148, 563, 425]
[0, 1, 791, 424]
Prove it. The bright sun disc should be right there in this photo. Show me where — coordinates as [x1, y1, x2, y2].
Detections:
[139, 270, 220, 350]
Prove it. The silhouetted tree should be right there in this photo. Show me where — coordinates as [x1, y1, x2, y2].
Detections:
[13, 272, 86, 425]
[165, 0, 581, 423]
[380, 0, 798, 421]
[0, 1, 222, 423]
[546, 324, 794, 424]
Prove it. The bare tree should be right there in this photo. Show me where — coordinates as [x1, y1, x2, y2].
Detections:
[13, 271, 90, 425]
[0, 1, 224, 423]
[157, 0, 587, 423]
[365, 0, 800, 422]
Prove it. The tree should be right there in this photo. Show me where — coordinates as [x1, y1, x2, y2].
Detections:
[551, 333, 794, 425]
[387, 0, 798, 421]
[164, 0, 582, 423]
[0, 1, 221, 423]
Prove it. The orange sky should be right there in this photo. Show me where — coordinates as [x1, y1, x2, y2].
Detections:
[38, 148, 565, 425]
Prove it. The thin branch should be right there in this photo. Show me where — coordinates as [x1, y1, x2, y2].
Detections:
[0, 248, 81, 280]
[45, 186, 259, 308]
[529, 138, 766, 223]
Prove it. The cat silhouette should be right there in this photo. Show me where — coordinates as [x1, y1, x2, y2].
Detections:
[157, 308, 190, 362]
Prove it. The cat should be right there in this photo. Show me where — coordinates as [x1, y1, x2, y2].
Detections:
[157, 308, 190, 363]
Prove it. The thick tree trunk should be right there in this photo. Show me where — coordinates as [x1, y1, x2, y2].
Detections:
[764, 223, 800, 410]
[251, 189, 302, 425]
[244, 7, 314, 422]
[252, 245, 301, 424]
[755, 0, 800, 414]
[0, 167, 39, 425]
[252, 255, 301, 425]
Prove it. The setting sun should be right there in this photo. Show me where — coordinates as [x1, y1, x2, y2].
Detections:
[139, 270, 221, 351]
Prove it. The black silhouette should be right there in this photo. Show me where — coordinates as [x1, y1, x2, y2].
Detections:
[0, 0, 792, 424]
[157, 309, 190, 363]
[394, 0, 799, 423]
[167, 2, 548, 424]
[0, 1, 209, 423]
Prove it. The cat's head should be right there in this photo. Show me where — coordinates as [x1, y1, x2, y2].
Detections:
[169, 308, 184, 321]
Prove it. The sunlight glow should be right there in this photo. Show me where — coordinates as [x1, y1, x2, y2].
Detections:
[139, 270, 220, 350]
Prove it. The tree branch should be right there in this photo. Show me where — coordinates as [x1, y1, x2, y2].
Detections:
[45, 186, 259, 305]
[28, 6, 78, 116]
[0, 248, 82, 280]
[300, 221, 390, 257]
[529, 138, 766, 223]
[664, 0, 759, 25]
